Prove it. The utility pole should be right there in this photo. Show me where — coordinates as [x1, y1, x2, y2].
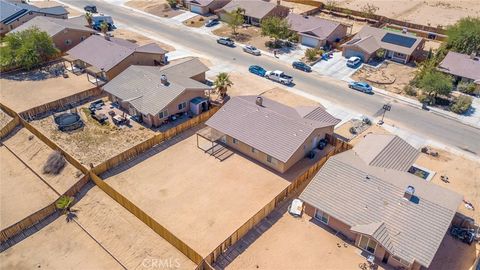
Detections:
[378, 103, 391, 125]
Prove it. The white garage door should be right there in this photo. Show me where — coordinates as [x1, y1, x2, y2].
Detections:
[301, 36, 319, 48]
[344, 49, 366, 61]
[190, 5, 203, 14]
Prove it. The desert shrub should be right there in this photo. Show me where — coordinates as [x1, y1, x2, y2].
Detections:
[288, 33, 299, 43]
[305, 48, 319, 62]
[265, 40, 282, 48]
[166, 0, 177, 8]
[450, 95, 472, 114]
[404, 85, 417, 96]
[43, 151, 66, 175]
[457, 81, 477, 95]
[417, 93, 433, 104]
[199, 17, 204, 22]
[190, 21, 194, 24]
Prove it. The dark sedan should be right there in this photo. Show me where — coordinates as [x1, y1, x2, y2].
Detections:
[292, 61, 311, 72]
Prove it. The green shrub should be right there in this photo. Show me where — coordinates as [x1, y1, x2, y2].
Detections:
[457, 81, 476, 95]
[417, 94, 432, 104]
[305, 48, 319, 62]
[288, 33, 299, 43]
[450, 95, 472, 114]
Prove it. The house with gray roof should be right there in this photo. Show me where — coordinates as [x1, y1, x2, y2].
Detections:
[300, 134, 462, 270]
[205, 96, 340, 173]
[287, 13, 348, 48]
[102, 57, 211, 128]
[0, 0, 68, 35]
[11, 16, 95, 52]
[438, 51, 480, 91]
[63, 35, 167, 85]
[342, 26, 425, 64]
[218, 0, 289, 26]
[186, 0, 232, 15]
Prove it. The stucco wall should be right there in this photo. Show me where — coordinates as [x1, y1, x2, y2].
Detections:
[326, 24, 348, 44]
[52, 29, 94, 52]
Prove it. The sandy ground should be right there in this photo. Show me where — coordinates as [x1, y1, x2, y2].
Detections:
[103, 127, 291, 257]
[125, 0, 183, 18]
[415, 148, 480, 222]
[261, 87, 319, 107]
[183, 15, 207, 28]
[282, 1, 317, 14]
[428, 234, 479, 270]
[112, 28, 176, 52]
[0, 218, 124, 270]
[0, 68, 94, 113]
[331, 0, 480, 27]
[352, 61, 416, 95]
[316, 12, 367, 34]
[31, 99, 156, 166]
[334, 118, 371, 141]
[213, 25, 271, 52]
[74, 186, 197, 269]
[31, 0, 82, 17]
[0, 108, 12, 129]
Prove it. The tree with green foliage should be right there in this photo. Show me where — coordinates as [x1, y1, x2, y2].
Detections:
[100, 21, 109, 34]
[450, 95, 473, 114]
[261, 16, 291, 43]
[214, 72, 233, 98]
[446, 17, 480, 55]
[418, 70, 453, 102]
[225, 7, 245, 35]
[56, 195, 78, 222]
[325, 0, 338, 10]
[85, 12, 93, 28]
[0, 27, 59, 70]
[166, 0, 177, 8]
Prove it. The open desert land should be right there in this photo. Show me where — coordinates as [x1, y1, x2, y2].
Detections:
[0, 218, 124, 270]
[0, 68, 94, 113]
[102, 126, 294, 257]
[73, 185, 197, 269]
[31, 99, 156, 166]
[125, 0, 184, 18]
[112, 28, 176, 52]
[331, 0, 480, 27]
[0, 108, 12, 130]
[30, 0, 82, 17]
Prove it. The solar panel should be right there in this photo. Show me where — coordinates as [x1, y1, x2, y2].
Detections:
[381, 33, 417, 48]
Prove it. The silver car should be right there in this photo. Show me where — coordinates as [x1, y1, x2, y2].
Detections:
[243, 45, 261, 56]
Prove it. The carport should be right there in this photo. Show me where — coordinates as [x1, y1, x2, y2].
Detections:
[196, 126, 233, 161]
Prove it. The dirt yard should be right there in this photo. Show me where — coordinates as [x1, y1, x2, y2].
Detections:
[0, 68, 94, 113]
[315, 11, 368, 34]
[31, 0, 82, 17]
[335, 118, 372, 141]
[74, 185, 197, 269]
[0, 218, 124, 269]
[183, 15, 206, 28]
[125, 0, 183, 18]
[31, 99, 156, 166]
[282, 1, 317, 13]
[112, 28, 175, 52]
[352, 61, 417, 95]
[0, 109, 12, 129]
[103, 127, 291, 257]
[212, 25, 271, 51]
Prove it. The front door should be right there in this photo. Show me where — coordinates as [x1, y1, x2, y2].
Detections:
[382, 251, 390, 264]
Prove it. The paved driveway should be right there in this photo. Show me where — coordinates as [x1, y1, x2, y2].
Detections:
[312, 52, 360, 80]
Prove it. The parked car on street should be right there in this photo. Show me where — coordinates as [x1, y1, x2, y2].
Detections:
[84, 5, 97, 13]
[205, 19, 219, 27]
[292, 61, 311, 72]
[346, 56, 362, 68]
[265, 70, 293, 85]
[217, 37, 234, 47]
[248, 65, 266, 77]
[243, 45, 261, 56]
[348, 81, 372, 93]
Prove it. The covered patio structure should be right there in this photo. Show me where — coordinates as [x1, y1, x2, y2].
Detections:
[196, 126, 233, 161]
[62, 55, 107, 86]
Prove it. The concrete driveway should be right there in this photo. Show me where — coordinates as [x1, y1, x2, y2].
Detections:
[312, 52, 360, 80]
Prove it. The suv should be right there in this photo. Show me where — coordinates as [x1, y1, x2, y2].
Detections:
[84, 5, 97, 13]
[216, 37, 234, 47]
[346, 56, 362, 68]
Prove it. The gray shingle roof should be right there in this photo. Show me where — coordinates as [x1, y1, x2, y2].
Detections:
[205, 96, 339, 163]
[1, 0, 67, 24]
[300, 141, 462, 267]
[438, 51, 480, 82]
[222, 0, 285, 20]
[102, 57, 209, 116]
[287, 13, 343, 40]
[136, 43, 168, 54]
[353, 134, 419, 171]
[11, 16, 94, 37]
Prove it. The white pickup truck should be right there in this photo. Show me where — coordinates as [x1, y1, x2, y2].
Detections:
[265, 70, 293, 85]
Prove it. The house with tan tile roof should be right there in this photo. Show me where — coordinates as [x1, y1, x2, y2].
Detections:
[438, 51, 480, 90]
[218, 0, 289, 26]
[186, 0, 232, 15]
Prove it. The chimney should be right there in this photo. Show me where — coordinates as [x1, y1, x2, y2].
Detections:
[256, 96, 263, 106]
[403, 185, 415, 201]
[160, 74, 169, 86]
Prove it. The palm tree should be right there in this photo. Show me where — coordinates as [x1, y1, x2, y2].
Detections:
[100, 21, 109, 35]
[85, 12, 93, 28]
[213, 72, 233, 99]
[56, 195, 78, 222]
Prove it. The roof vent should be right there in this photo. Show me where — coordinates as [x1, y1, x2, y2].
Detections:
[256, 96, 263, 106]
[403, 185, 415, 201]
[160, 74, 169, 86]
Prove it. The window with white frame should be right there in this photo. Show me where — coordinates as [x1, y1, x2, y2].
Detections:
[65, 39, 72, 45]
[178, 102, 187, 110]
[358, 235, 377, 254]
[251, 147, 258, 153]
[314, 209, 329, 224]
[232, 138, 238, 144]
[159, 110, 168, 119]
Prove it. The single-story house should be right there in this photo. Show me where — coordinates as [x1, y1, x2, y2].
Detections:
[287, 13, 348, 48]
[63, 35, 167, 85]
[0, 0, 68, 35]
[438, 51, 480, 89]
[300, 134, 462, 270]
[10, 16, 95, 52]
[205, 96, 340, 173]
[186, 0, 231, 15]
[102, 57, 211, 128]
[218, 0, 290, 26]
[342, 26, 425, 64]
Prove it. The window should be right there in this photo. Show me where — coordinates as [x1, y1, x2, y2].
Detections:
[178, 102, 186, 110]
[266, 155, 277, 164]
[65, 39, 72, 45]
[159, 110, 168, 119]
[314, 209, 329, 224]
[251, 147, 257, 153]
[392, 256, 410, 267]
[232, 138, 238, 144]
[358, 235, 377, 254]
[81, 36, 86, 41]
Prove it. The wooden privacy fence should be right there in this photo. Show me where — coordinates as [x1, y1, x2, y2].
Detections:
[89, 172, 203, 265]
[204, 139, 352, 264]
[0, 116, 20, 139]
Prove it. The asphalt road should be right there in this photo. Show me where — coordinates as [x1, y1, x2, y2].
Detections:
[65, 0, 480, 155]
